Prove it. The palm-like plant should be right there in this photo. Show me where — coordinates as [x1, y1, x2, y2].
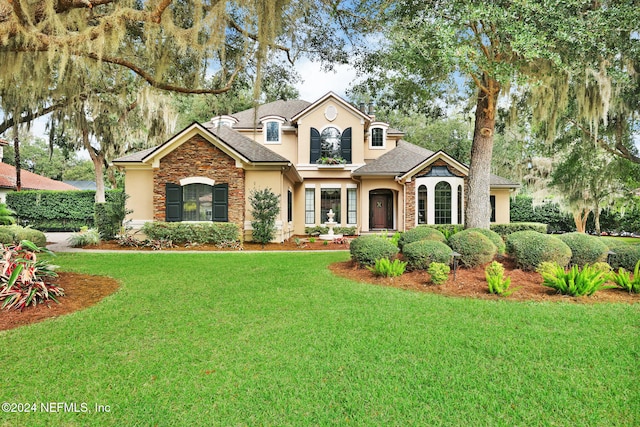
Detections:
[0, 203, 16, 225]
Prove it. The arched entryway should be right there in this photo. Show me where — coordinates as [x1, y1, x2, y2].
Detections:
[369, 189, 394, 230]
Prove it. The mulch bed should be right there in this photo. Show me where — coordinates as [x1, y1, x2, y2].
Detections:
[329, 256, 640, 304]
[0, 273, 120, 331]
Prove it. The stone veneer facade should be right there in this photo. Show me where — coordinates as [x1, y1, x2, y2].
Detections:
[404, 160, 467, 230]
[152, 135, 245, 229]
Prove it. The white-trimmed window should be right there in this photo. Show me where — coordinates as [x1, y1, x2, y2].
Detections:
[347, 188, 357, 224]
[305, 188, 315, 224]
[369, 123, 388, 149]
[261, 116, 285, 144]
[210, 115, 238, 128]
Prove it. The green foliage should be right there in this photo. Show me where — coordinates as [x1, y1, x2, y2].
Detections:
[468, 228, 505, 255]
[541, 264, 614, 297]
[9, 226, 47, 248]
[349, 235, 399, 266]
[397, 226, 446, 250]
[0, 228, 15, 244]
[448, 230, 497, 268]
[557, 232, 608, 266]
[6, 189, 123, 231]
[68, 228, 101, 247]
[607, 244, 640, 271]
[536, 261, 560, 278]
[367, 258, 407, 278]
[402, 240, 452, 271]
[0, 203, 16, 225]
[610, 261, 640, 294]
[427, 262, 450, 285]
[304, 226, 357, 237]
[485, 261, 514, 296]
[509, 196, 574, 233]
[141, 222, 239, 245]
[249, 188, 280, 246]
[490, 222, 549, 237]
[506, 231, 572, 271]
[390, 232, 402, 247]
[94, 191, 131, 240]
[0, 240, 62, 310]
[425, 224, 463, 240]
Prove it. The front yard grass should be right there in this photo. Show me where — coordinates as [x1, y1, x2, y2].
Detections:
[1, 252, 638, 426]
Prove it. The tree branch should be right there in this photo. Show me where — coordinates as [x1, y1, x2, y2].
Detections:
[0, 98, 73, 135]
[228, 19, 294, 64]
[568, 118, 640, 164]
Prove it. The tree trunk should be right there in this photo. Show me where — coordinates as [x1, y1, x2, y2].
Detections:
[82, 128, 106, 203]
[594, 200, 601, 236]
[465, 76, 500, 229]
[12, 130, 21, 191]
[573, 208, 590, 233]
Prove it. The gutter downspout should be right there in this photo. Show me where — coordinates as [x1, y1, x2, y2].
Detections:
[395, 175, 406, 232]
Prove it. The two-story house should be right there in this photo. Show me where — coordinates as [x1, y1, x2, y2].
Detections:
[114, 92, 518, 241]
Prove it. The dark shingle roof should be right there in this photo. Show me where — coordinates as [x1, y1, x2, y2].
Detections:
[354, 140, 435, 176]
[354, 140, 519, 187]
[230, 99, 312, 129]
[114, 123, 290, 164]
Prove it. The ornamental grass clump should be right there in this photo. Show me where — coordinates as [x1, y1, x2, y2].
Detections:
[0, 240, 63, 310]
[68, 228, 101, 247]
[367, 258, 407, 278]
[610, 261, 640, 294]
[485, 261, 515, 296]
[541, 263, 614, 297]
[427, 262, 450, 285]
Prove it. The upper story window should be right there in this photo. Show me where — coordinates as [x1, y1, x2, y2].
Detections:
[369, 122, 388, 149]
[321, 127, 341, 158]
[210, 115, 238, 128]
[311, 127, 352, 164]
[260, 116, 285, 144]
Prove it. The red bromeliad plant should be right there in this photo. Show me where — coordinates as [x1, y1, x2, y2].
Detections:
[0, 240, 63, 310]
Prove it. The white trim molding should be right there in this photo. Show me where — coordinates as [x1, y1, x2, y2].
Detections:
[179, 176, 216, 187]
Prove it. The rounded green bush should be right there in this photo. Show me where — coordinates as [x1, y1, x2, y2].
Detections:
[608, 244, 640, 271]
[448, 230, 497, 268]
[506, 231, 572, 270]
[349, 235, 399, 266]
[556, 232, 608, 266]
[14, 228, 47, 248]
[402, 240, 452, 270]
[467, 228, 505, 255]
[398, 226, 446, 250]
[0, 227, 15, 244]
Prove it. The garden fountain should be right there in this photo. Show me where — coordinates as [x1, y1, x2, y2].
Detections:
[319, 209, 343, 241]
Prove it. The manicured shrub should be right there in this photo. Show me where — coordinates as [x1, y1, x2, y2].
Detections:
[0, 240, 63, 310]
[485, 261, 514, 296]
[11, 227, 47, 248]
[607, 244, 640, 271]
[141, 222, 239, 245]
[468, 228, 505, 255]
[367, 258, 407, 277]
[402, 240, 452, 270]
[427, 262, 450, 285]
[426, 224, 463, 240]
[249, 188, 280, 246]
[506, 231, 572, 271]
[491, 222, 548, 237]
[610, 261, 640, 294]
[398, 226, 446, 250]
[0, 228, 15, 244]
[349, 235, 398, 266]
[556, 232, 608, 266]
[448, 230, 497, 268]
[541, 263, 614, 297]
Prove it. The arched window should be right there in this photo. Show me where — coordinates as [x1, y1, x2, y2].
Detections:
[321, 127, 341, 158]
[417, 185, 427, 224]
[457, 185, 463, 225]
[434, 181, 452, 224]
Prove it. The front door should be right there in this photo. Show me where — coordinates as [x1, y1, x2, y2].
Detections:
[371, 193, 392, 229]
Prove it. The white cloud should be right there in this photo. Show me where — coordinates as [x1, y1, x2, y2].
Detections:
[294, 59, 361, 102]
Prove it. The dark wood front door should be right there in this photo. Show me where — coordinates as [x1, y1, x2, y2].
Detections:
[371, 193, 392, 229]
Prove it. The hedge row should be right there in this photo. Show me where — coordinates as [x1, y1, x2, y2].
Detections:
[490, 222, 548, 236]
[141, 222, 240, 244]
[6, 190, 123, 231]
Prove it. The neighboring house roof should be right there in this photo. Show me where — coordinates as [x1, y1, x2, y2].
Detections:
[63, 180, 97, 190]
[114, 122, 290, 164]
[354, 140, 519, 188]
[0, 163, 79, 191]
[230, 99, 312, 129]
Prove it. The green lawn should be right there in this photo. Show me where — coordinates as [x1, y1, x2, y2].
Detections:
[1, 252, 638, 426]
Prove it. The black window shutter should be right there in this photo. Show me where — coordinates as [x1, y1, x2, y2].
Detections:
[341, 127, 352, 163]
[310, 128, 321, 163]
[213, 184, 228, 222]
[165, 183, 182, 222]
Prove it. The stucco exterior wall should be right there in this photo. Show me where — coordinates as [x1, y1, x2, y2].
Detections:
[244, 169, 293, 242]
[152, 135, 245, 230]
[124, 168, 154, 226]
[491, 188, 512, 224]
